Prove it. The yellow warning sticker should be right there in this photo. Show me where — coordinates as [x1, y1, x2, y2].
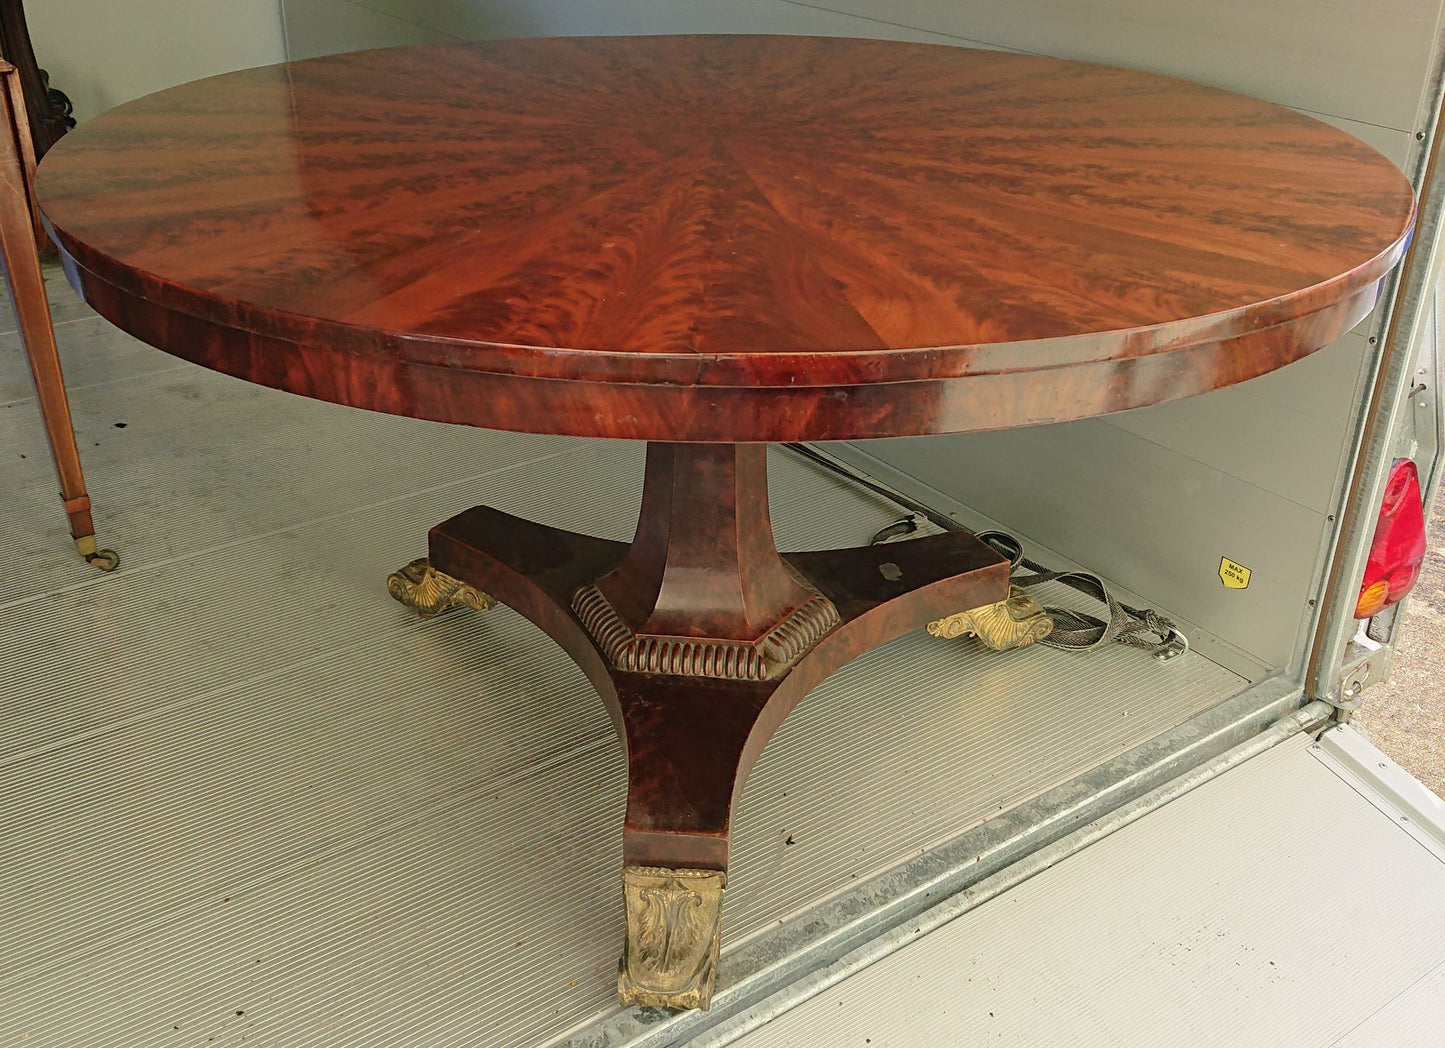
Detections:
[1219, 557, 1252, 590]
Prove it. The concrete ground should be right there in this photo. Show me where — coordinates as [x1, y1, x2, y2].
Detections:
[1353, 498, 1445, 796]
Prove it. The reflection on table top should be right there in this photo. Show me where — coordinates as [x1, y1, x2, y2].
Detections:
[36, 35, 1416, 440]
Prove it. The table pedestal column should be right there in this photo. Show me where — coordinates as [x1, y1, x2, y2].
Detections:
[389, 442, 1013, 1009]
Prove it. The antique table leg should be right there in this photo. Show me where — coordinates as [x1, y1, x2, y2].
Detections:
[421, 442, 1010, 1009]
[0, 62, 116, 571]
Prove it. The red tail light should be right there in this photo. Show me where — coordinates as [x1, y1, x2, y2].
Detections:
[1355, 459, 1428, 618]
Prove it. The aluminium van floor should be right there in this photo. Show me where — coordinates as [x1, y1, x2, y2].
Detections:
[731, 728, 1445, 1048]
[1, 278, 1244, 1046]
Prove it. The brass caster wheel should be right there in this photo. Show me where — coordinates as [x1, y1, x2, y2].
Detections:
[74, 535, 120, 572]
[86, 549, 120, 572]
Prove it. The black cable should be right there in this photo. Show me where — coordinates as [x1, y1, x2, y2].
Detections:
[781, 442, 966, 535]
[782, 443, 1181, 653]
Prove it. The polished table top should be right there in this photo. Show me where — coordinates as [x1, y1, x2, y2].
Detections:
[37, 35, 1415, 442]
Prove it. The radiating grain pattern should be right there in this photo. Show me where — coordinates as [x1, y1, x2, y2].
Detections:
[37, 35, 1415, 440]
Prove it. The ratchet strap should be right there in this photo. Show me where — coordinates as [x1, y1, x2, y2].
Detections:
[974, 531, 1187, 660]
[870, 515, 1188, 661]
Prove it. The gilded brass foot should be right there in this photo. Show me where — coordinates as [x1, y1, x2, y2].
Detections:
[74, 534, 120, 572]
[618, 865, 727, 1010]
[927, 585, 1053, 651]
[386, 557, 495, 618]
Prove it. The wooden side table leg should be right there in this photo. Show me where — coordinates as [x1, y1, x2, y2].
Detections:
[0, 63, 116, 571]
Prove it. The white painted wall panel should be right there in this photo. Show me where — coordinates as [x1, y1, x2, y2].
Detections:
[808, 0, 1441, 132]
[283, 0, 962, 60]
[348, 0, 952, 40]
[28, 1, 286, 121]
[1091, 336, 1373, 519]
[282, 0, 458, 59]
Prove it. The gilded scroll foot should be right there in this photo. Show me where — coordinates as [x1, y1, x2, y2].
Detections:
[618, 865, 727, 1010]
[386, 557, 495, 618]
[927, 585, 1053, 651]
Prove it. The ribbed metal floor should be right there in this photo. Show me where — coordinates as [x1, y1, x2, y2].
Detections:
[2, 281, 1246, 1046]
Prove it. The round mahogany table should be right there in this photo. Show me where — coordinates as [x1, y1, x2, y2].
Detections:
[36, 35, 1415, 1010]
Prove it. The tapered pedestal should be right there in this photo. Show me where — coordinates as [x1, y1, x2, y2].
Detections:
[425, 443, 1009, 1008]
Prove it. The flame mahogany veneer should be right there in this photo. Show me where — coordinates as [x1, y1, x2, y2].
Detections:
[36, 36, 1414, 441]
[35, 35, 1415, 1005]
